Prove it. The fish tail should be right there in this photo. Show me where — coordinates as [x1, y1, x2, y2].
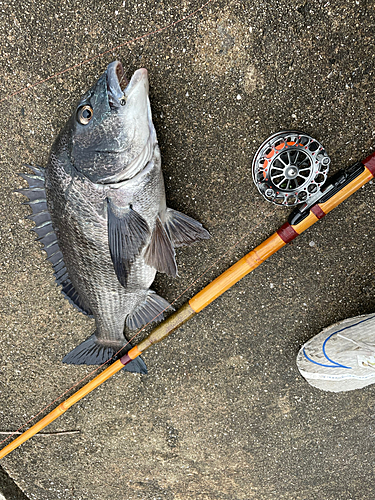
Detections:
[62, 334, 147, 374]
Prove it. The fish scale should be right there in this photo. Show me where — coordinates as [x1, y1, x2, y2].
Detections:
[20, 60, 210, 372]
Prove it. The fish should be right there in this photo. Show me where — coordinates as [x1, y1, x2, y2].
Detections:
[19, 60, 210, 374]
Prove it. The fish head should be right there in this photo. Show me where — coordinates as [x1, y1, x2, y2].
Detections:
[68, 61, 155, 184]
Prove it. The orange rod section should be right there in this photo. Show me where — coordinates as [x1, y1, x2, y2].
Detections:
[0, 359, 124, 460]
[291, 212, 319, 234]
[291, 167, 373, 234]
[189, 232, 286, 313]
[318, 167, 373, 215]
[127, 345, 141, 359]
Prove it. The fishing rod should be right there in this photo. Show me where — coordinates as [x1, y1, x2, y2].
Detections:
[1, 131, 374, 460]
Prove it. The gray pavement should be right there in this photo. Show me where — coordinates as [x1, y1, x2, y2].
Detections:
[0, 467, 28, 499]
[1, 0, 375, 499]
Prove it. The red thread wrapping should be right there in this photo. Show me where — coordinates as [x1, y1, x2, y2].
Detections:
[311, 204, 325, 219]
[120, 353, 132, 366]
[277, 222, 298, 243]
[363, 152, 375, 176]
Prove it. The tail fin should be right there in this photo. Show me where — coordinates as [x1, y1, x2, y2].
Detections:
[62, 335, 147, 374]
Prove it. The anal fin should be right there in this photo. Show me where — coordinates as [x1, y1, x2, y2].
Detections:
[126, 290, 173, 331]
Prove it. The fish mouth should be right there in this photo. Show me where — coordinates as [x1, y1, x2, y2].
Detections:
[107, 60, 129, 108]
[107, 61, 149, 108]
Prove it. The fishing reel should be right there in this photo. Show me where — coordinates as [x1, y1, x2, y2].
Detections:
[252, 131, 331, 206]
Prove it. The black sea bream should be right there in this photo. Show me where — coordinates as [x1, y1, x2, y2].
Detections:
[20, 61, 209, 373]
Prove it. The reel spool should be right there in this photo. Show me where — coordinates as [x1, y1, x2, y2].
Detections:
[252, 131, 331, 206]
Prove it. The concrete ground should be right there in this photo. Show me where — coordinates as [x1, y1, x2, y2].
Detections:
[1, 0, 375, 498]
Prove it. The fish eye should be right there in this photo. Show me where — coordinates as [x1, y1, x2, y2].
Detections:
[77, 105, 94, 125]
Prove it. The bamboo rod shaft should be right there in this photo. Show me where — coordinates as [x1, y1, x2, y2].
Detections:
[120, 303, 196, 365]
[188, 165, 375, 313]
[0, 360, 124, 459]
[189, 232, 286, 313]
[1, 157, 374, 459]
[318, 167, 373, 215]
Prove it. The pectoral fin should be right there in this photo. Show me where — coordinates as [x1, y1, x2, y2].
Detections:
[107, 199, 150, 287]
[165, 208, 210, 247]
[144, 217, 177, 277]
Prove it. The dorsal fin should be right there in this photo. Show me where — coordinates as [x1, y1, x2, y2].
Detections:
[19, 165, 93, 317]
